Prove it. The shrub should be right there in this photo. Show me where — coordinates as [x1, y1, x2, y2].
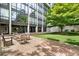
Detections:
[64, 29, 69, 32]
[68, 32, 79, 35]
[71, 29, 75, 32]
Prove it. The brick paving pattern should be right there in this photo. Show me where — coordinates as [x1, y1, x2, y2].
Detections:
[1, 36, 79, 56]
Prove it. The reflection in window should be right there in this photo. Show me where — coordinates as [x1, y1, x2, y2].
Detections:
[1, 8, 9, 20]
[35, 4, 37, 9]
[35, 19, 37, 25]
[1, 3, 9, 6]
[30, 17, 34, 24]
[21, 4, 25, 9]
[1, 16, 9, 20]
[38, 6, 43, 12]
[29, 8, 32, 14]
[31, 3, 35, 8]
[38, 20, 42, 25]
[38, 13, 42, 19]
[29, 8, 35, 14]
[29, 3, 32, 7]
[11, 3, 16, 9]
[11, 11, 16, 21]
[25, 5, 28, 14]
[17, 3, 21, 10]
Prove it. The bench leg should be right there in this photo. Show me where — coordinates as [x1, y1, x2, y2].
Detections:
[11, 38, 13, 45]
[3, 41, 6, 47]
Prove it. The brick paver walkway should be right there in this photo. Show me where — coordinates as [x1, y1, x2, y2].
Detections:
[1, 36, 79, 56]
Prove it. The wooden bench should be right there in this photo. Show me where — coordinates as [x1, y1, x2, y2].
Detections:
[13, 33, 31, 44]
[1, 33, 13, 47]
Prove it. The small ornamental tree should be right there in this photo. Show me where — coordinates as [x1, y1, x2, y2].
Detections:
[16, 10, 28, 24]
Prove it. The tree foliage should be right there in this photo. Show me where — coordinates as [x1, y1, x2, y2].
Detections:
[46, 3, 79, 32]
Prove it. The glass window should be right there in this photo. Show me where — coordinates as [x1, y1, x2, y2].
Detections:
[1, 8, 9, 17]
[21, 4, 25, 9]
[39, 6, 42, 12]
[0, 7, 1, 16]
[29, 3, 34, 8]
[30, 17, 34, 24]
[1, 3, 8, 6]
[29, 8, 35, 17]
[38, 20, 42, 25]
[29, 3, 32, 7]
[12, 3, 16, 7]
[25, 3, 28, 5]
[38, 13, 42, 18]
[11, 11, 16, 20]
[29, 8, 32, 14]
[17, 3, 21, 10]
[35, 19, 37, 25]
[11, 3, 16, 9]
[25, 5, 28, 14]
[35, 4, 37, 9]
[31, 3, 35, 8]
[1, 16, 8, 20]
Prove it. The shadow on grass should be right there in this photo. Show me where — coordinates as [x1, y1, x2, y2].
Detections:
[47, 38, 79, 46]
[65, 39, 79, 46]
[47, 38, 60, 42]
[47, 32, 79, 36]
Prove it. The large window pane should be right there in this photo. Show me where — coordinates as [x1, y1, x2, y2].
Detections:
[0, 3, 9, 34]
[25, 5, 28, 14]
[30, 17, 34, 24]
[21, 4, 25, 9]
[12, 3, 16, 9]
[31, 3, 35, 8]
[29, 8, 32, 14]
[0, 3, 9, 6]
[11, 11, 16, 21]
[1, 8, 9, 17]
[17, 3, 21, 10]
[1, 8, 9, 20]
[35, 19, 37, 25]
[35, 4, 37, 9]
[29, 8, 35, 15]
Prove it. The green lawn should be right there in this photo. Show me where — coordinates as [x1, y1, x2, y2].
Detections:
[33, 33, 79, 43]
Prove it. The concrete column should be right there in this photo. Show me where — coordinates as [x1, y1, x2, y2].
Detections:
[27, 3, 30, 34]
[35, 3, 38, 33]
[41, 4, 44, 32]
[9, 3, 12, 35]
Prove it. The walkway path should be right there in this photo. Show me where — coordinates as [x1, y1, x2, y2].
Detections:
[1, 36, 79, 56]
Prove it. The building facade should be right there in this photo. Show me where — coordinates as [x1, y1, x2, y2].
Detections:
[0, 3, 50, 34]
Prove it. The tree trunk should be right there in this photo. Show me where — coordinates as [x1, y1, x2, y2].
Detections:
[59, 25, 64, 32]
[60, 27, 63, 32]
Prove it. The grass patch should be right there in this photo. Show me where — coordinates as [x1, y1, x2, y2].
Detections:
[33, 32, 79, 46]
[65, 39, 79, 46]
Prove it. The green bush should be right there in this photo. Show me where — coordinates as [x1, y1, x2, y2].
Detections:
[64, 29, 69, 32]
[71, 30, 75, 32]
